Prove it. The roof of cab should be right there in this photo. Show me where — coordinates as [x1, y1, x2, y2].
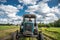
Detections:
[23, 14, 36, 18]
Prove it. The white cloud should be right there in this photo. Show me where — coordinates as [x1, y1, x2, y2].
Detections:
[0, 18, 8, 24]
[0, 4, 22, 21]
[0, 10, 5, 15]
[0, 16, 23, 24]
[58, 3, 60, 6]
[25, 1, 60, 23]
[0, 0, 59, 24]
[50, 7, 60, 14]
[18, 0, 59, 24]
[18, 0, 51, 5]
[26, 2, 50, 13]
[17, 5, 23, 9]
[0, 4, 19, 18]
[38, 2, 50, 13]
[42, 0, 51, 2]
[25, 5, 39, 12]
[0, 4, 23, 24]
[46, 13, 58, 20]
[18, 0, 38, 5]
[36, 14, 43, 23]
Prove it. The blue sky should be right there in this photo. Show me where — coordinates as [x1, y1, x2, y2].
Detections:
[0, 0, 60, 24]
[0, 0, 59, 16]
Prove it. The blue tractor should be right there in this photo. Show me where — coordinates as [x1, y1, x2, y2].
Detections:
[15, 14, 44, 40]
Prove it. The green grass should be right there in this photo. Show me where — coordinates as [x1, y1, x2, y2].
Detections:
[41, 27, 60, 40]
[0, 25, 60, 40]
[0, 25, 19, 30]
[0, 25, 19, 38]
[0, 25, 37, 40]
[47, 27, 60, 33]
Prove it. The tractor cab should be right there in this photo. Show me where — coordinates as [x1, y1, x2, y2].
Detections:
[20, 14, 38, 36]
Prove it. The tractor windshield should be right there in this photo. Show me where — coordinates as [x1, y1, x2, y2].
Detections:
[24, 18, 35, 23]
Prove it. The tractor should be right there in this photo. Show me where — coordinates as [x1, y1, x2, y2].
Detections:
[11, 14, 44, 40]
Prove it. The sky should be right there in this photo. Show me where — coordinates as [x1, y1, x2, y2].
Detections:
[0, 0, 60, 24]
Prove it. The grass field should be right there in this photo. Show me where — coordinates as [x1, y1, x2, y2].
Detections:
[0, 25, 19, 38]
[0, 25, 60, 40]
[41, 27, 60, 40]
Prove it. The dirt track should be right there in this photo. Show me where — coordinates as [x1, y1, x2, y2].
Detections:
[0, 32, 56, 40]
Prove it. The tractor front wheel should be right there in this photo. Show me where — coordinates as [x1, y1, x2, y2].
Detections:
[37, 31, 44, 40]
[16, 30, 19, 40]
[11, 32, 17, 40]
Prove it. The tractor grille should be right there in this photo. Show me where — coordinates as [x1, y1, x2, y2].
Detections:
[24, 23, 32, 32]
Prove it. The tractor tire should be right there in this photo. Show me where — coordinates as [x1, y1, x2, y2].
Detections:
[11, 30, 19, 40]
[37, 31, 44, 40]
[16, 30, 19, 40]
[11, 32, 17, 40]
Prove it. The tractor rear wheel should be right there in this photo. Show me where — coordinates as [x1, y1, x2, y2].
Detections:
[16, 30, 19, 40]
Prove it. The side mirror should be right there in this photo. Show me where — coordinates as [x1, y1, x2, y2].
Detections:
[21, 23, 23, 26]
[34, 23, 36, 26]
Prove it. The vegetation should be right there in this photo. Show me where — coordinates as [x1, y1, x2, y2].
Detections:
[0, 25, 19, 38]
[0, 25, 18, 30]
[0, 19, 60, 40]
[41, 27, 60, 40]
[38, 19, 60, 40]
[38, 19, 60, 27]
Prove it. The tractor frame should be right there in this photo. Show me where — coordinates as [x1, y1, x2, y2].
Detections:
[11, 14, 44, 40]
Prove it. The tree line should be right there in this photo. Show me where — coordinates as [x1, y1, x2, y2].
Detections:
[0, 24, 14, 26]
[38, 19, 60, 27]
